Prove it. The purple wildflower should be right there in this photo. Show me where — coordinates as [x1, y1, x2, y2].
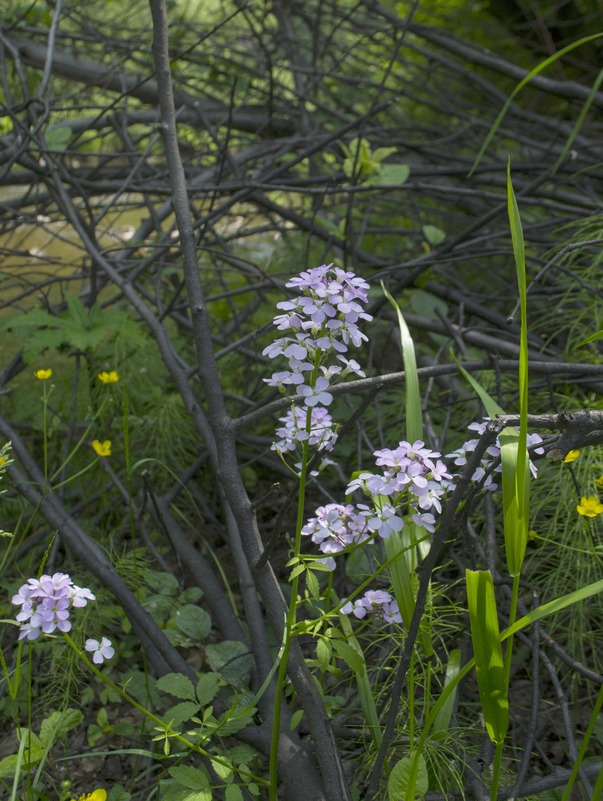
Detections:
[12, 572, 100, 644]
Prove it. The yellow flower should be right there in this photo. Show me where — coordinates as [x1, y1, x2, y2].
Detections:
[595, 475, 603, 488]
[97, 371, 119, 384]
[33, 368, 52, 380]
[576, 496, 603, 518]
[563, 449, 580, 464]
[92, 440, 112, 457]
[70, 790, 107, 801]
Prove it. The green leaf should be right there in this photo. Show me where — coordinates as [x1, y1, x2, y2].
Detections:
[409, 289, 447, 320]
[431, 649, 461, 737]
[305, 567, 320, 600]
[466, 570, 508, 744]
[331, 639, 364, 673]
[0, 730, 45, 777]
[146, 570, 180, 595]
[388, 753, 428, 801]
[195, 671, 222, 705]
[225, 786, 244, 801]
[505, 162, 530, 576]
[574, 329, 603, 348]
[211, 759, 233, 781]
[372, 164, 410, 185]
[205, 641, 252, 688]
[163, 701, 200, 727]
[107, 784, 132, 801]
[381, 283, 422, 442]
[421, 224, 446, 246]
[39, 708, 83, 749]
[156, 673, 197, 702]
[46, 126, 71, 151]
[316, 638, 332, 670]
[174, 605, 212, 640]
[169, 764, 210, 790]
[289, 709, 304, 731]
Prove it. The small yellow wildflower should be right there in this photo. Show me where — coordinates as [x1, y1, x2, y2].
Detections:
[92, 439, 112, 457]
[97, 370, 119, 384]
[33, 368, 52, 380]
[70, 790, 107, 801]
[595, 475, 603, 488]
[576, 496, 603, 518]
[563, 449, 580, 464]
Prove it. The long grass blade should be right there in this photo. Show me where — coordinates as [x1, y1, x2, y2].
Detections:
[470, 33, 603, 175]
[381, 282, 422, 443]
[466, 570, 509, 744]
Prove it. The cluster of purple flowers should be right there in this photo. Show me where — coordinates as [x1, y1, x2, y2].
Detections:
[265, 264, 371, 457]
[12, 572, 113, 663]
[446, 419, 544, 491]
[302, 440, 453, 624]
[347, 439, 453, 534]
[341, 590, 401, 624]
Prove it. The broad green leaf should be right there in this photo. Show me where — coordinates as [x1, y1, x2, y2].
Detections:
[0, 730, 44, 777]
[174, 605, 212, 640]
[195, 671, 222, 705]
[46, 126, 71, 151]
[388, 753, 428, 801]
[372, 164, 410, 185]
[39, 708, 83, 748]
[107, 784, 132, 801]
[156, 673, 197, 702]
[169, 765, 210, 791]
[211, 759, 233, 781]
[225, 786, 244, 801]
[409, 289, 447, 320]
[162, 701, 200, 727]
[466, 570, 508, 745]
[331, 639, 364, 673]
[421, 224, 446, 246]
[146, 570, 180, 596]
[205, 641, 252, 688]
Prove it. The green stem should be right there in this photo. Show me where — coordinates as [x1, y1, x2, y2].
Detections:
[41, 382, 49, 489]
[269, 430, 310, 800]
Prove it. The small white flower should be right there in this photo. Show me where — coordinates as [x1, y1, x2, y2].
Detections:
[85, 636, 115, 664]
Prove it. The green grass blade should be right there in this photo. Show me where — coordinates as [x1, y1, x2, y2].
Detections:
[470, 33, 603, 175]
[382, 282, 423, 442]
[552, 66, 603, 174]
[338, 612, 382, 748]
[506, 163, 529, 576]
[466, 570, 509, 744]
[431, 649, 462, 737]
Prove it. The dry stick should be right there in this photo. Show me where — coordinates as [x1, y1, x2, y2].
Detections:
[147, 3, 350, 800]
[234, 359, 603, 431]
[366, 421, 503, 798]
